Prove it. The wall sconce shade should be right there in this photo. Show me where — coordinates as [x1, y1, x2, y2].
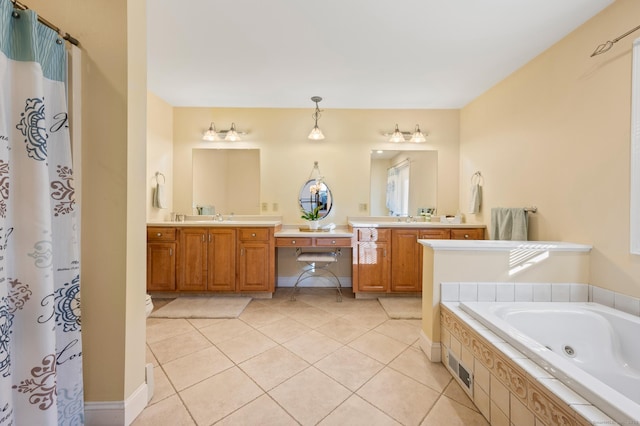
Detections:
[203, 122, 220, 141]
[308, 96, 325, 140]
[383, 124, 428, 143]
[202, 121, 246, 141]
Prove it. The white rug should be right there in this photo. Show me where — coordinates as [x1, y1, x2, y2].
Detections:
[378, 297, 422, 319]
[149, 296, 252, 319]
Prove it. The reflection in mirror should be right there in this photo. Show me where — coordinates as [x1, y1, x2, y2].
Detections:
[370, 150, 437, 216]
[192, 149, 260, 215]
[299, 180, 333, 220]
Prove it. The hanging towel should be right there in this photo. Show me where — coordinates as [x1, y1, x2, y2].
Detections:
[153, 183, 167, 209]
[490, 208, 528, 240]
[468, 183, 482, 214]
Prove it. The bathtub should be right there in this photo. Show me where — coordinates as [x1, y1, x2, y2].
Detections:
[459, 301, 640, 423]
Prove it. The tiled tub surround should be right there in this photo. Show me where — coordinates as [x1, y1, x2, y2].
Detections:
[438, 282, 640, 425]
[419, 240, 592, 362]
[460, 301, 640, 423]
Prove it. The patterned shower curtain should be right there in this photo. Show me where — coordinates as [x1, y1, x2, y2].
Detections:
[0, 0, 83, 424]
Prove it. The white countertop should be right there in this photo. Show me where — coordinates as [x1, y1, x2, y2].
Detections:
[147, 220, 282, 228]
[348, 221, 485, 229]
[419, 240, 592, 252]
[275, 227, 353, 238]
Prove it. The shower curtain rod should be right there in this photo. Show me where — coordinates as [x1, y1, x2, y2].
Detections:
[12, 0, 79, 46]
[590, 24, 640, 57]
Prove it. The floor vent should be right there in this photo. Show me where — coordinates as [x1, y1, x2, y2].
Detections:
[446, 349, 473, 396]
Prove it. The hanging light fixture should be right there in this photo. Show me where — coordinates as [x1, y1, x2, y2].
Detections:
[389, 124, 405, 143]
[308, 96, 325, 140]
[410, 124, 426, 143]
[225, 122, 241, 141]
[202, 122, 219, 141]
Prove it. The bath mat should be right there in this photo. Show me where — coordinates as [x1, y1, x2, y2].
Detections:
[149, 296, 251, 319]
[378, 297, 422, 319]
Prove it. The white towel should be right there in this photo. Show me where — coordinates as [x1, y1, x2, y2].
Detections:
[468, 183, 482, 214]
[490, 208, 528, 240]
[154, 183, 167, 209]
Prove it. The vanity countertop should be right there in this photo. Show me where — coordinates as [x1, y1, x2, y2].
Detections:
[348, 220, 486, 229]
[275, 226, 353, 238]
[147, 220, 282, 228]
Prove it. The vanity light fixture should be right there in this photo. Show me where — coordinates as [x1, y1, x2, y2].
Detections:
[202, 122, 220, 141]
[308, 96, 325, 140]
[383, 124, 428, 143]
[202, 121, 247, 141]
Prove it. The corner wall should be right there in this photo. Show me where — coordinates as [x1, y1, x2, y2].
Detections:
[460, 0, 640, 296]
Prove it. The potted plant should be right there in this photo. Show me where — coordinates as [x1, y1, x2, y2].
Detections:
[301, 205, 321, 230]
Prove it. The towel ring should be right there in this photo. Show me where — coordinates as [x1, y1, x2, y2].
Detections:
[471, 171, 483, 185]
[155, 172, 165, 184]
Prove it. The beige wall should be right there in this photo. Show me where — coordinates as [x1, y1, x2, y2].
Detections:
[169, 107, 460, 224]
[147, 92, 174, 222]
[460, 0, 640, 297]
[27, 0, 148, 407]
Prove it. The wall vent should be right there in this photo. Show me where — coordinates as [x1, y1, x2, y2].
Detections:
[446, 349, 473, 396]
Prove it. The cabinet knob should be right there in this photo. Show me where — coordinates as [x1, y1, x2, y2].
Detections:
[156, 233, 162, 237]
[291, 240, 296, 244]
[251, 233, 256, 237]
[331, 240, 336, 244]
[464, 234, 469, 239]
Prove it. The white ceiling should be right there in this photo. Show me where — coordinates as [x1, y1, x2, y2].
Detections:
[147, 0, 613, 109]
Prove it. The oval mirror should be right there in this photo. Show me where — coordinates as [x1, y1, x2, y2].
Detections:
[299, 179, 333, 220]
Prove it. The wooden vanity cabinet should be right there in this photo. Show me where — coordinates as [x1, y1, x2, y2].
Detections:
[353, 228, 391, 293]
[352, 226, 485, 294]
[147, 227, 177, 291]
[176, 227, 236, 292]
[237, 228, 275, 292]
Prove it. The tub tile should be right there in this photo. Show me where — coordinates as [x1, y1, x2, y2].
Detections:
[490, 401, 510, 426]
[613, 293, 640, 317]
[570, 404, 616, 426]
[496, 283, 515, 302]
[474, 359, 490, 392]
[532, 283, 551, 302]
[570, 284, 589, 302]
[536, 378, 590, 406]
[514, 284, 533, 302]
[511, 358, 553, 380]
[490, 374, 510, 416]
[441, 283, 460, 302]
[473, 385, 490, 421]
[493, 342, 526, 360]
[510, 393, 535, 426]
[591, 286, 614, 307]
[477, 283, 496, 302]
[459, 282, 478, 302]
[551, 284, 571, 302]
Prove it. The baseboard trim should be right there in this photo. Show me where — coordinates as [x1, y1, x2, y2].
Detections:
[418, 330, 441, 363]
[84, 381, 148, 426]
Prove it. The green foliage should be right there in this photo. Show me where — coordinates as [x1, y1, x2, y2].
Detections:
[300, 205, 321, 221]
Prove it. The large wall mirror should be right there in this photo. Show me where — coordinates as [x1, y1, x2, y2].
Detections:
[370, 150, 438, 216]
[299, 180, 333, 220]
[192, 149, 260, 215]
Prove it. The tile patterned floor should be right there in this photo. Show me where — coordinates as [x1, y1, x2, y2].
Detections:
[134, 289, 489, 426]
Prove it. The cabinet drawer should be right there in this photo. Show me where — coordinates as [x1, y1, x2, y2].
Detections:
[419, 229, 451, 239]
[357, 228, 390, 242]
[450, 228, 484, 240]
[147, 227, 176, 241]
[276, 237, 313, 247]
[315, 237, 352, 247]
[238, 228, 271, 241]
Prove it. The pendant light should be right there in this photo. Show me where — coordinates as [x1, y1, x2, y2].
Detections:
[225, 122, 241, 141]
[308, 96, 325, 140]
[389, 124, 405, 143]
[202, 122, 219, 141]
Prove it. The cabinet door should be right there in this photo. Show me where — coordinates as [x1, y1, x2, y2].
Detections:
[356, 242, 390, 292]
[147, 242, 176, 291]
[391, 229, 421, 292]
[237, 242, 270, 292]
[178, 228, 208, 291]
[207, 229, 236, 292]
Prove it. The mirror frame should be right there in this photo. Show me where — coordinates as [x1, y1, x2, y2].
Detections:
[299, 179, 333, 220]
